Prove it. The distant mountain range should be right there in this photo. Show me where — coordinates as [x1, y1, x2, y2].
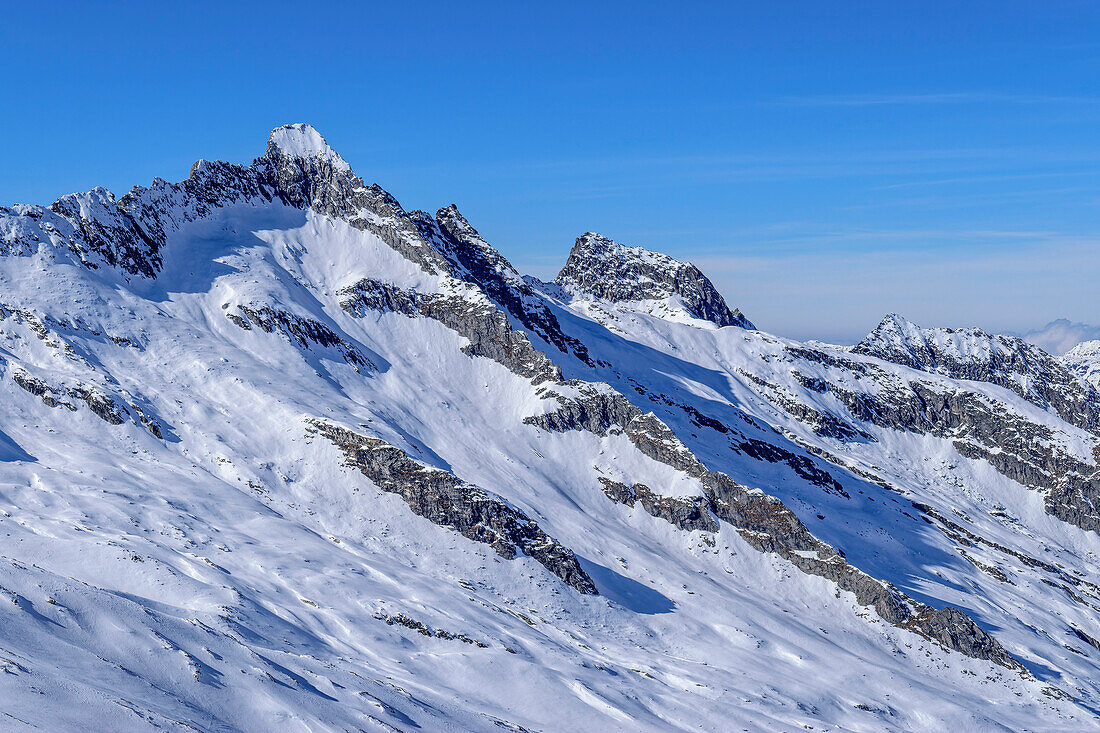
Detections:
[0, 124, 1098, 731]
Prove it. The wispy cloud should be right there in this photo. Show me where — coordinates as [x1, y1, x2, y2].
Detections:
[873, 170, 1100, 190]
[659, 225, 1085, 259]
[371, 146, 1074, 181]
[774, 92, 1100, 107]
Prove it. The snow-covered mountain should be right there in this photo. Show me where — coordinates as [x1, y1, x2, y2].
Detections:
[854, 313, 1100, 436]
[0, 124, 1098, 731]
[1066, 341, 1100, 390]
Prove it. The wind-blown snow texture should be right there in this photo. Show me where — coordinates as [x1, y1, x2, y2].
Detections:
[0, 124, 1098, 731]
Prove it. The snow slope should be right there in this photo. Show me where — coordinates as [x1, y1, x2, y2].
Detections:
[0, 125, 1097, 731]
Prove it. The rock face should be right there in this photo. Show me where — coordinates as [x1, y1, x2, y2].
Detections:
[598, 478, 719, 532]
[831, 317, 1100, 535]
[554, 232, 754, 328]
[229, 304, 372, 371]
[433, 205, 593, 365]
[308, 419, 597, 595]
[339, 278, 562, 383]
[779, 341, 1100, 534]
[854, 314, 1100, 433]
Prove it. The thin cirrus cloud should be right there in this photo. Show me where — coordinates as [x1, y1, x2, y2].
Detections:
[773, 92, 1100, 106]
[660, 225, 1078, 257]
[873, 170, 1100, 190]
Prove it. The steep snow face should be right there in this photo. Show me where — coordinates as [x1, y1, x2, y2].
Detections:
[265, 122, 351, 171]
[0, 126, 1098, 731]
[1065, 340, 1100, 388]
[554, 232, 754, 329]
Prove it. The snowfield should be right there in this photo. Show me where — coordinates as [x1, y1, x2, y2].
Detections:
[0, 125, 1097, 731]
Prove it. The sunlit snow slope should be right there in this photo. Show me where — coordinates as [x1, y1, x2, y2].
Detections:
[0, 125, 1098, 731]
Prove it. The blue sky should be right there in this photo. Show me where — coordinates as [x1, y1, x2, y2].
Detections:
[2, 1, 1098, 343]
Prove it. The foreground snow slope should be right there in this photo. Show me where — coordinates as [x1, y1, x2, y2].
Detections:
[0, 124, 1096, 731]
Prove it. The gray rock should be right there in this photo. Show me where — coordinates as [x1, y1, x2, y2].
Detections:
[308, 419, 597, 595]
[434, 205, 593, 365]
[12, 370, 75, 411]
[824, 374, 1100, 533]
[71, 386, 125, 425]
[230, 304, 371, 371]
[774, 342, 1100, 535]
[598, 478, 718, 532]
[340, 279, 561, 383]
[373, 612, 488, 648]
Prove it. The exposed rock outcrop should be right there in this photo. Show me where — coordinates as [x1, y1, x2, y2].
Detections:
[1065, 340, 1100, 390]
[227, 304, 371, 371]
[12, 370, 77, 411]
[775, 343, 1100, 535]
[433, 205, 593, 366]
[308, 419, 597, 595]
[340, 278, 561, 383]
[373, 612, 488, 648]
[1045, 447, 1100, 534]
[11, 368, 167, 438]
[598, 478, 718, 532]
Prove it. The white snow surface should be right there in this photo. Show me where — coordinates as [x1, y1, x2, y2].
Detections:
[267, 123, 350, 171]
[1066, 340, 1100, 389]
[0, 128, 1097, 731]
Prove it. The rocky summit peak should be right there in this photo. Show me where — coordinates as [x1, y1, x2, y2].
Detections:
[265, 123, 350, 172]
[435, 203, 477, 238]
[1066, 339, 1100, 359]
[435, 204, 506, 268]
[555, 232, 753, 329]
[567, 231, 678, 267]
[860, 313, 934, 350]
[875, 312, 920, 332]
[854, 314, 1016, 374]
